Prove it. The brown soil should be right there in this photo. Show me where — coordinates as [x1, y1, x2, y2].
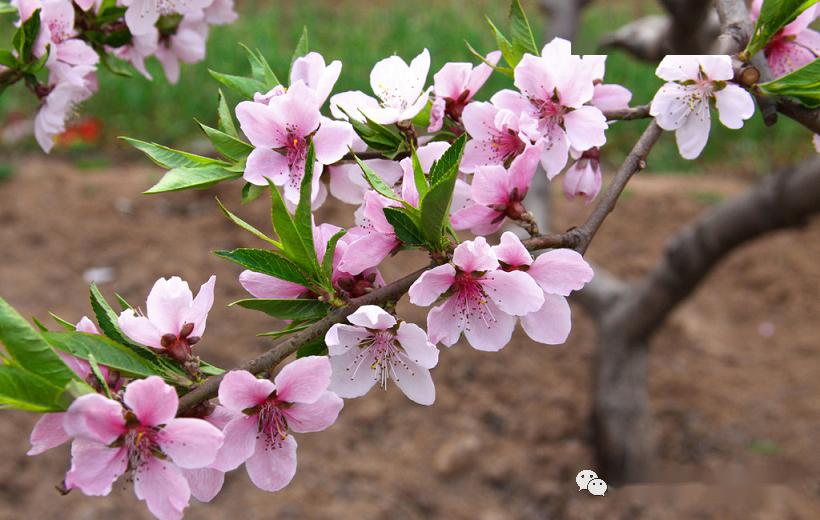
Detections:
[1, 158, 819, 519]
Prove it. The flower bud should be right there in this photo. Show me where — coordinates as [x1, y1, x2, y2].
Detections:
[563, 158, 602, 205]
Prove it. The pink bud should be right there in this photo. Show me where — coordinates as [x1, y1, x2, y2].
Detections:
[563, 159, 602, 205]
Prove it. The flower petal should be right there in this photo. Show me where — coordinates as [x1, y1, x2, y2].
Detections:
[243, 148, 290, 186]
[325, 324, 370, 355]
[452, 237, 499, 273]
[396, 322, 439, 369]
[123, 376, 179, 427]
[186, 275, 215, 337]
[181, 468, 225, 503]
[714, 83, 755, 130]
[328, 347, 379, 398]
[273, 356, 332, 404]
[145, 276, 193, 335]
[245, 435, 298, 492]
[28, 412, 69, 455]
[491, 231, 533, 267]
[481, 270, 544, 316]
[134, 457, 191, 520]
[64, 394, 125, 444]
[347, 305, 396, 329]
[520, 293, 572, 345]
[117, 310, 162, 349]
[392, 357, 436, 405]
[283, 391, 343, 433]
[210, 415, 258, 472]
[463, 300, 515, 351]
[65, 440, 127, 496]
[527, 249, 594, 296]
[157, 418, 224, 469]
[408, 263, 456, 306]
[218, 370, 274, 412]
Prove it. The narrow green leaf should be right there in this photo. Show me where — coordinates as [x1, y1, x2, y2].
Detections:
[15, 9, 40, 61]
[231, 299, 331, 320]
[758, 58, 820, 108]
[42, 331, 162, 379]
[258, 322, 312, 338]
[87, 354, 113, 399]
[114, 294, 132, 311]
[215, 248, 310, 286]
[267, 179, 317, 275]
[89, 283, 134, 347]
[0, 1, 19, 15]
[290, 26, 309, 76]
[746, 0, 820, 57]
[508, 0, 539, 58]
[200, 361, 224, 376]
[0, 49, 16, 67]
[465, 40, 513, 77]
[296, 337, 327, 358]
[216, 89, 239, 138]
[0, 298, 76, 387]
[428, 134, 466, 186]
[240, 44, 280, 88]
[294, 143, 320, 274]
[411, 147, 429, 198]
[121, 137, 227, 169]
[32, 316, 48, 332]
[0, 365, 66, 412]
[322, 229, 346, 280]
[49, 313, 77, 331]
[486, 16, 518, 68]
[144, 165, 242, 193]
[242, 182, 265, 204]
[352, 153, 402, 201]
[216, 198, 281, 247]
[420, 173, 458, 246]
[198, 121, 253, 162]
[208, 69, 267, 99]
[384, 207, 425, 246]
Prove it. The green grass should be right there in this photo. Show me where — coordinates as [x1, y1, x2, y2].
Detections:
[0, 0, 815, 173]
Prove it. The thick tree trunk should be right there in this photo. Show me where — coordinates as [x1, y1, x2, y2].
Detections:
[589, 157, 820, 483]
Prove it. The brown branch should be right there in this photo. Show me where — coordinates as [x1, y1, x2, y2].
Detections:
[776, 98, 820, 135]
[715, 0, 754, 55]
[603, 104, 651, 121]
[178, 121, 665, 413]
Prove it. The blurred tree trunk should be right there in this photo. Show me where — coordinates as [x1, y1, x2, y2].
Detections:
[582, 156, 820, 483]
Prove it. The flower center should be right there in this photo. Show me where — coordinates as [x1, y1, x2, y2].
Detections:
[257, 398, 289, 449]
[123, 424, 162, 472]
[451, 271, 498, 333]
[345, 330, 414, 390]
[160, 321, 199, 363]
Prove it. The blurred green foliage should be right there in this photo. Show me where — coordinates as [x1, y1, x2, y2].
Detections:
[0, 0, 814, 173]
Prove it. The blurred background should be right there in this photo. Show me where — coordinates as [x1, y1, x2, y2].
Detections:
[1, 0, 820, 518]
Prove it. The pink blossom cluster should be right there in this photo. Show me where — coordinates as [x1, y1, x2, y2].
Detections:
[11, 0, 236, 152]
[751, 0, 819, 79]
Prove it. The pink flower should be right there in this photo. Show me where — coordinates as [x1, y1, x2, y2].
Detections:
[155, 17, 208, 84]
[398, 140, 450, 207]
[290, 51, 342, 106]
[451, 144, 542, 234]
[121, 0, 213, 36]
[117, 275, 216, 362]
[491, 232, 593, 345]
[63, 377, 224, 520]
[36, 0, 99, 67]
[408, 237, 544, 351]
[650, 55, 755, 160]
[330, 49, 430, 124]
[492, 38, 608, 178]
[751, 1, 819, 78]
[428, 50, 502, 130]
[203, 0, 237, 25]
[461, 101, 536, 173]
[563, 149, 602, 204]
[214, 358, 343, 491]
[584, 55, 633, 112]
[34, 80, 93, 152]
[336, 191, 401, 275]
[236, 81, 354, 204]
[325, 305, 439, 405]
[179, 405, 236, 503]
[111, 28, 159, 80]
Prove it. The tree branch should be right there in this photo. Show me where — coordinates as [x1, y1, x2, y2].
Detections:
[178, 121, 665, 413]
[537, 0, 592, 42]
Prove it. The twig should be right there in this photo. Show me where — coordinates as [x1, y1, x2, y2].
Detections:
[603, 104, 651, 121]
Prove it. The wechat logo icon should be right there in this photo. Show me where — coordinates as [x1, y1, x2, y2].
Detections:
[576, 470, 607, 496]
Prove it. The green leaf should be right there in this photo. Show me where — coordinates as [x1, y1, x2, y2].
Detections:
[296, 337, 327, 358]
[0, 365, 66, 412]
[200, 361, 224, 376]
[508, 0, 539, 58]
[49, 313, 77, 331]
[746, 0, 820, 57]
[258, 322, 312, 338]
[420, 173, 458, 246]
[383, 207, 425, 246]
[100, 52, 134, 77]
[114, 294, 132, 311]
[428, 134, 466, 186]
[293, 143, 321, 275]
[41, 331, 163, 379]
[0, 1, 19, 15]
[267, 179, 317, 275]
[24, 45, 49, 73]
[145, 165, 242, 193]
[486, 16, 518, 68]
[87, 354, 113, 399]
[411, 147, 429, 198]
[197, 121, 253, 162]
[241, 182, 265, 204]
[290, 26, 309, 76]
[216, 89, 239, 138]
[322, 229, 346, 279]
[216, 198, 281, 247]
[758, 58, 820, 108]
[465, 39, 514, 78]
[89, 283, 135, 347]
[122, 137, 227, 169]
[0, 298, 76, 387]
[231, 299, 331, 320]
[215, 248, 310, 286]
[240, 44, 280, 88]
[352, 153, 401, 201]
[14, 9, 40, 62]
[0, 49, 15, 67]
[208, 69, 267, 99]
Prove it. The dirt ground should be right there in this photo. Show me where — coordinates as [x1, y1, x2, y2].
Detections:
[1, 157, 819, 519]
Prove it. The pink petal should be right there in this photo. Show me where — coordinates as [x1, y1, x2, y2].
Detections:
[235, 101, 286, 148]
[655, 55, 700, 82]
[514, 54, 555, 102]
[396, 322, 439, 369]
[481, 270, 544, 316]
[337, 232, 398, 275]
[329, 90, 382, 122]
[462, 101, 499, 140]
[65, 440, 127, 496]
[408, 264, 456, 306]
[117, 310, 162, 349]
[538, 127, 570, 179]
[563, 160, 602, 204]
[328, 347, 379, 398]
[675, 101, 711, 160]
[210, 415, 258, 472]
[290, 52, 341, 105]
[714, 84, 755, 129]
[75, 316, 99, 334]
[56, 39, 99, 66]
[527, 249, 594, 296]
[218, 370, 274, 412]
[273, 356, 332, 404]
[181, 468, 225, 503]
[433, 62, 472, 99]
[463, 300, 516, 351]
[392, 359, 436, 405]
[426, 297, 464, 347]
[124, 0, 160, 36]
[157, 418, 224, 469]
[57, 351, 92, 380]
[28, 412, 69, 455]
[123, 376, 178, 427]
[239, 270, 306, 299]
[650, 82, 694, 131]
[64, 394, 125, 444]
[185, 275, 215, 337]
[491, 231, 533, 267]
[451, 203, 504, 234]
[520, 293, 572, 345]
[563, 105, 607, 151]
[471, 164, 511, 206]
[347, 305, 397, 329]
[508, 144, 542, 194]
[134, 457, 191, 520]
[491, 89, 533, 114]
[465, 50, 502, 97]
[593, 83, 632, 112]
[145, 276, 193, 335]
[243, 147, 290, 186]
[283, 391, 344, 433]
[245, 435, 298, 492]
[314, 117, 354, 165]
[269, 81, 322, 136]
[452, 237, 499, 273]
[325, 324, 370, 355]
[697, 55, 734, 81]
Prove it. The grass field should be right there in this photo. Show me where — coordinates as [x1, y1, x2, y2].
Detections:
[0, 0, 815, 173]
